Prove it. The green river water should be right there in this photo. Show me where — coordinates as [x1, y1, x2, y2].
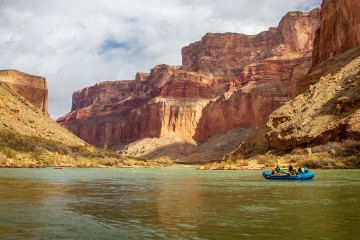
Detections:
[0, 167, 359, 240]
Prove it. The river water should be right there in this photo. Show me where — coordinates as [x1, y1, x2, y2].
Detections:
[0, 167, 359, 240]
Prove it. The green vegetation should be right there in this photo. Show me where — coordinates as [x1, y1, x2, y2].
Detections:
[0, 130, 173, 168]
[200, 158, 250, 170]
[201, 149, 360, 170]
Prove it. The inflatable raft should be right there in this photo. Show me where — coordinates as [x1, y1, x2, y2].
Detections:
[262, 168, 314, 180]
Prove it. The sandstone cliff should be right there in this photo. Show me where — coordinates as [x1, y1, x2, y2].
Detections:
[312, 0, 360, 66]
[0, 70, 48, 114]
[0, 71, 140, 167]
[265, 0, 360, 152]
[267, 48, 360, 149]
[192, 10, 320, 141]
[58, 65, 215, 147]
[58, 9, 320, 162]
[182, 9, 320, 93]
[0, 77, 88, 167]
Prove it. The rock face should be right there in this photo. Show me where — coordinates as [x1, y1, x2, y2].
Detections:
[0, 70, 48, 114]
[58, 65, 214, 147]
[267, 48, 360, 149]
[266, 0, 360, 150]
[182, 9, 320, 93]
[58, 9, 320, 161]
[71, 80, 135, 111]
[191, 10, 320, 141]
[312, 0, 360, 66]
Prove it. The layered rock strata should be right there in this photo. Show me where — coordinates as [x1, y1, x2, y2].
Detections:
[58, 9, 320, 161]
[182, 9, 320, 93]
[312, 0, 360, 66]
[0, 70, 48, 114]
[266, 0, 360, 150]
[267, 48, 360, 149]
[58, 65, 215, 147]
[190, 9, 320, 141]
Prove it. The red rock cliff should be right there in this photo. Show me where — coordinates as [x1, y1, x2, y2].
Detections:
[71, 80, 135, 111]
[0, 70, 48, 114]
[266, 0, 360, 150]
[58, 9, 320, 161]
[312, 0, 360, 66]
[57, 65, 214, 147]
[193, 9, 320, 141]
[182, 9, 320, 92]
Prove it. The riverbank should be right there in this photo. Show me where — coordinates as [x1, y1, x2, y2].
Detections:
[200, 152, 360, 170]
[1, 147, 359, 169]
[0, 151, 173, 168]
[0, 130, 173, 168]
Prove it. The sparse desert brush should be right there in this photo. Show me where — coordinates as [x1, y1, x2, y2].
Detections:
[344, 156, 360, 168]
[2, 147, 17, 158]
[225, 159, 235, 165]
[151, 158, 173, 166]
[295, 153, 340, 168]
[264, 161, 275, 168]
[254, 154, 278, 165]
[236, 160, 249, 166]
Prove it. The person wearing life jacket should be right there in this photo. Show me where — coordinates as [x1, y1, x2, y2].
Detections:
[272, 165, 281, 175]
[288, 164, 293, 171]
[288, 164, 294, 175]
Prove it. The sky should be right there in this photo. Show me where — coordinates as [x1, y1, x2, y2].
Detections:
[0, 0, 321, 119]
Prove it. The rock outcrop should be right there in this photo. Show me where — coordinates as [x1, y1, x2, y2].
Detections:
[267, 48, 360, 149]
[182, 9, 320, 93]
[312, 0, 360, 66]
[0, 73, 133, 168]
[58, 65, 215, 147]
[0, 70, 48, 114]
[58, 9, 320, 161]
[192, 10, 320, 141]
[266, 0, 360, 150]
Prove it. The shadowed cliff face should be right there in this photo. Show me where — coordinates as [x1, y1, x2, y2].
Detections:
[265, 0, 360, 150]
[57, 9, 320, 161]
[312, 0, 360, 67]
[0, 70, 48, 114]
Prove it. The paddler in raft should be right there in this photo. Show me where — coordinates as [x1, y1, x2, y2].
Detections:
[271, 165, 281, 175]
[288, 164, 296, 175]
[271, 164, 284, 175]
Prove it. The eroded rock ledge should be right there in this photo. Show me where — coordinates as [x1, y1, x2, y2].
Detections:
[57, 9, 320, 162]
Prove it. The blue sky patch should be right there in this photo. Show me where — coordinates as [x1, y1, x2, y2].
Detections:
[99, 39, 130, 54]
[298, 0, 321, 11]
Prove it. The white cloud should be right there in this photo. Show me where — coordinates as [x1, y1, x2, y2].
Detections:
[0, 0, 321, 119]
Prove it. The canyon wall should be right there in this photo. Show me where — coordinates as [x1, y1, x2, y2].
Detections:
[57, 65, 214, 147]
[312, 0, 360, 66]
[266, 0, 360, 150]
[58, 9, 320, 161]
[192, 10, 320, 141]
[0, 70, 48, 114]
[182, 9, 320, 93]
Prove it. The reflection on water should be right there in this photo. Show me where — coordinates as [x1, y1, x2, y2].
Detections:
[0, 168, 359, 239]
[0, 177, 66, 239]
[156, 177, 203, 238]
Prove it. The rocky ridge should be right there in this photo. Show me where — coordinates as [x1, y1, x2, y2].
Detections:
[0, 72, 137, 168]
[267, 47, 360, 149]
[247, 0, 360, 156]
[58, 9, 320, 162]
[0, 70, 48, 114]
[312, 0, 360, 67]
